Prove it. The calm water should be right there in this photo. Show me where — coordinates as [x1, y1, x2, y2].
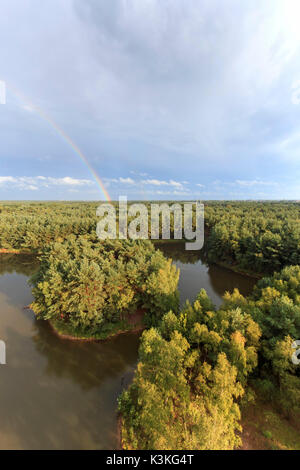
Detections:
[157, 242, 256, 308]
[0, 246, 255, 449]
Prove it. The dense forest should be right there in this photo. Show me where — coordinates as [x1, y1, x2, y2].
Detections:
[1, 201, 299, 275]
[0, 200, 299, 449]
[0, 202, 98, 251]
[205, 202, 300, 273]
[118, 289, 260, 449]
[118, 265, 300, 449]
[30, 236, 179, 339]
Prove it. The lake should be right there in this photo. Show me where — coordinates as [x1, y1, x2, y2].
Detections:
[0, 245, 256, 449]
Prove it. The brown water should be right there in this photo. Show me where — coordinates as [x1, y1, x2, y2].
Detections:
[157, 242, 256, 308]
[0, 246, 256, 449]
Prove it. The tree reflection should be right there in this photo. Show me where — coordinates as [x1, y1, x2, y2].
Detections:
[0, 254, 39, 276]
[155, 241, 206, 264]
[31, 319, 140, 391]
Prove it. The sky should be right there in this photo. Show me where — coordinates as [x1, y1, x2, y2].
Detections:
[0, 0, 300, 200]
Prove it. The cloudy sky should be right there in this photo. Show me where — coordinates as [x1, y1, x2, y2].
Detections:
[0, 0, 300, 200]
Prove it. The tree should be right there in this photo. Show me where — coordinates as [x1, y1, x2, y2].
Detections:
[118, 290, 261, 450]
[30, 235, 179, 337]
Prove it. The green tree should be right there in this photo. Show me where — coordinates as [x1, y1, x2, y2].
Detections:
[30, 235, 179, 337]
[118, 290, 261, 450]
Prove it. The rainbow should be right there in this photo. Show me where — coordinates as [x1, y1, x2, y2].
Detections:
[7, 84, 111, 201]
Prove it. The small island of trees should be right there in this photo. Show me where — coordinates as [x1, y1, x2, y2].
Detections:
[30, 235, 179, 339]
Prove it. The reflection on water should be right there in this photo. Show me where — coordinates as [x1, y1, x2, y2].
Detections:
[0, 255, 139, 449]
[0, 254, 39, 277]
[157, 242, 256, 307]
[0, 247, 256, 449]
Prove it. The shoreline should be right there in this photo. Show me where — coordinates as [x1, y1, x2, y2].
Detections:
[0, 248, 39, 255]
[213, 260, 263, 279]
[1, 244, 265, 281]
[48, 318, 145, 342]
[0, 248, 26, 254]
[25, 304, 145, 342]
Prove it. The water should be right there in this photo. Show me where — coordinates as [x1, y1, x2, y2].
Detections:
[0, 246, 255, 449]
[156, 242, 256, 308]
[0, 255, 139, 449]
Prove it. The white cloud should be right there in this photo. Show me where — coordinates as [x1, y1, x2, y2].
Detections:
[169, 179, 183, 188]
[235, 179, 278, 187]
[104, 177, 135, 185]
[1, 0, 300, 197]
[101, 175, 194, 198]
[119, 177, 135, 184]
[141, 179, 167, 186]
[130, 171, 148, 177]
[104, 176, 185, 190]
[161, 191, 191, 197]
[0, 176, 94, 190]
[49, 176, 93, 186]
[141, 179, 184, 189]
[144, 189, 191, 197]
[0, 176, 17, 185]
[62, 0, 300, 167]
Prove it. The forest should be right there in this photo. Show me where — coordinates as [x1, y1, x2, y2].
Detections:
[1, 201, 299, 275]
[30, 236, 179, 339]
[119, 266, 300, 449]
[205, 202, 300, 274]
[0, 200, 299, 449]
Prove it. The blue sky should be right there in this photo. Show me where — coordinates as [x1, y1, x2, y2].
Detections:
[0, 0, 300, 200]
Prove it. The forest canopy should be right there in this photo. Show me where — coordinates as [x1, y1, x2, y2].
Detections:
[119, 265, 300, 449]
[118, 289, 261, 450]
[1, 201, 299, 276]
[30, 235, 179, 338]
[1, 200, 299, 448]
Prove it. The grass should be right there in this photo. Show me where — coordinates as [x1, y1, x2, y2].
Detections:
[240, 394, 300, 450]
